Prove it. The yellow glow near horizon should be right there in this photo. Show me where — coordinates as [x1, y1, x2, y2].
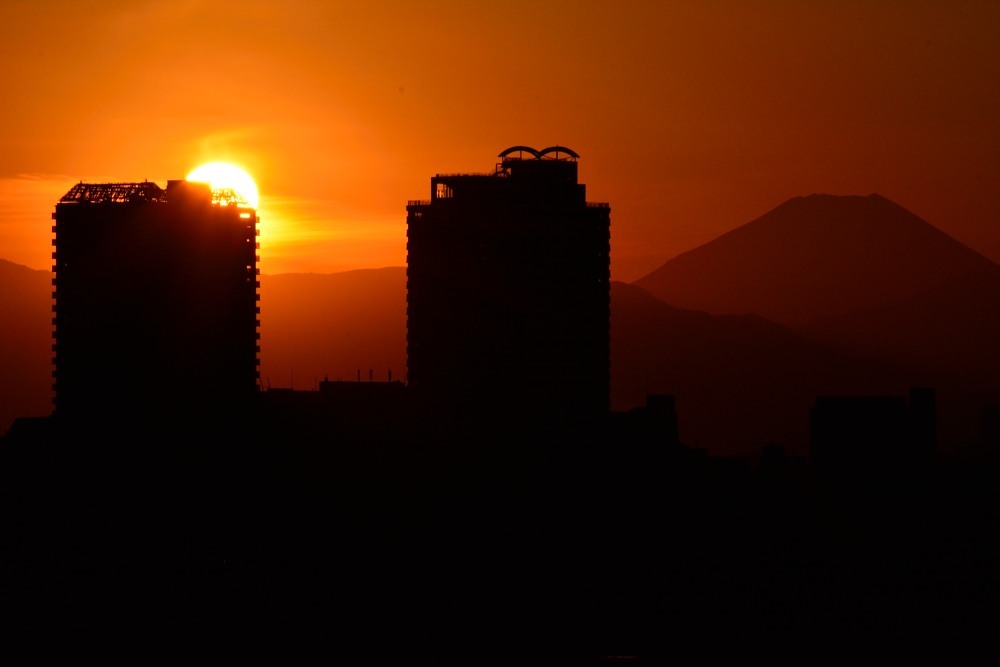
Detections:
[186, 162, 260, 208]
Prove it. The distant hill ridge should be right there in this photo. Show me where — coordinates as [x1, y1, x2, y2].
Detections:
[634, 193, 1000, 326]
[0, 259, 54, 434]
[610, 280, 920, 454]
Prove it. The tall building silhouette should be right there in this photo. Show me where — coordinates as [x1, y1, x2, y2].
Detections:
[51, 179, 260, 426]
[405, 146, 611, 422]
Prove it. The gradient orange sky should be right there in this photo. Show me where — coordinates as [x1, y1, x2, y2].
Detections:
[2, 1, 998, 282]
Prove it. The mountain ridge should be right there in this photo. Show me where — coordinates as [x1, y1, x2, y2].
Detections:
[610, 280, 923, 455]
[0, 259, 55, 434]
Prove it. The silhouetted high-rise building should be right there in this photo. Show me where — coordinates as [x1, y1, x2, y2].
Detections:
[51, 180, 260, 425]
[405, 146, 611, 422]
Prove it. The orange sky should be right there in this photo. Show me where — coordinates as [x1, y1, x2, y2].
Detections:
[1, 0, 998, 282]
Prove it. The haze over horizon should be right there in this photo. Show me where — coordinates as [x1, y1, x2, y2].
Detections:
[2, 1, 999, 282]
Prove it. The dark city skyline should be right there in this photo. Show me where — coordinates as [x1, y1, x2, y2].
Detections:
[1, 145, 999, 659]
[2, 1, 1000, 657]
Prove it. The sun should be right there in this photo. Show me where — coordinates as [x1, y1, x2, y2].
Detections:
[186, 161, 260, 209]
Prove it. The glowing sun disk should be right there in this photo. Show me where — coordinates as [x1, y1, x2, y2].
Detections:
[186, 162, 259, 208]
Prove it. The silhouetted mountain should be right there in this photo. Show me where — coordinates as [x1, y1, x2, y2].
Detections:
[634, 193, 1000, 326]
[0, 259, 52, 434]
[630, 194, 1000, 455]
[259, 267, 407, 389]
[611, 281, 921, 456]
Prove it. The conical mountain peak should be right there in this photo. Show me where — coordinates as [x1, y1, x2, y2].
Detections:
[634, 193, 999, 326]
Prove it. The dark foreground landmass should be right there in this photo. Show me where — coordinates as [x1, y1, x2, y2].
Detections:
[1, 405, 998, 660]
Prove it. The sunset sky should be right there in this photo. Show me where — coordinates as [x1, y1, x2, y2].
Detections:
[1, 0, 998, 281]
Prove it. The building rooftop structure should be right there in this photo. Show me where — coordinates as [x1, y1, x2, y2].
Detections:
[59, 181, 167, 204]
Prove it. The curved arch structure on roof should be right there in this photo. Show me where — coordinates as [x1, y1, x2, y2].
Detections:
[498, 145, 541, 159]
[537, 146, 579, 160]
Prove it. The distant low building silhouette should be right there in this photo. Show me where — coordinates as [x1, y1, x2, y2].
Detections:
[405, 146, 611, 425]
[51, 179, 260, 427]
[612, 393, 681, 449]
[809, 387, 937, 475]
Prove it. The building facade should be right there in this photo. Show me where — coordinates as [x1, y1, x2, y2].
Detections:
[51, 179, 260, 426]
[405, 146, 611, 423]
